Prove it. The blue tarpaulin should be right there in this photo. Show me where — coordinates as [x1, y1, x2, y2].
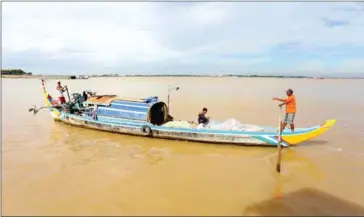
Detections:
[97, 99, 158, 121]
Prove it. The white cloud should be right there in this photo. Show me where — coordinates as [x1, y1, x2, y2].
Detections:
[2, 2, 184, 64]
[339, 58, 364, 73]
[2, 2, 364, 74]
[186, 2, 229, 26]
[298, 60, 327, 73]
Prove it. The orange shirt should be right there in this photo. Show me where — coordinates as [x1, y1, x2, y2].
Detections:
[286, 95, 296, 113]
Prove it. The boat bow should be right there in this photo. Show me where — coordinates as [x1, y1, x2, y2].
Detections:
[280, 119, 336, 145]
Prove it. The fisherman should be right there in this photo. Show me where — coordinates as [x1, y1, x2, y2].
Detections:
[273, 88, 296, 132]
[198, 107, 210, 125]
[56, 81, 67, 104]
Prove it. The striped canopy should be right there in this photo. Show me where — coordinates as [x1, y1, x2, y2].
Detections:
[96, 97, 168, 124]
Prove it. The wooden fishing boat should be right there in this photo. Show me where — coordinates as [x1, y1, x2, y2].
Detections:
[32, 79, 336, 147]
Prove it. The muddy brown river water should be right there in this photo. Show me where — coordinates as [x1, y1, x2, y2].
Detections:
[2, 77, 364, 215]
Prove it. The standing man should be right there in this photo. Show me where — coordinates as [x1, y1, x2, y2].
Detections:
[273, 88, 296, 132]
[56, 81, 67, 104]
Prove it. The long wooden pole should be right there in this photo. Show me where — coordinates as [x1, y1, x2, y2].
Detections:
[167, 85, 170, 110]
[276, 107, 283, 173]
[65, 86, 71, 102]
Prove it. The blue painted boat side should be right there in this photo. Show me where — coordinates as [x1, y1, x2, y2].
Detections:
[97, 107, 148, 121]
[152, 124, 319, 136]
[63, 113, 282, 146]
[92, 98, 158, 121]
[97, 115, 147, 123]
[73, 113, 319, 137]
[108, 103, 150, 112]
[112, 100, 156, 107]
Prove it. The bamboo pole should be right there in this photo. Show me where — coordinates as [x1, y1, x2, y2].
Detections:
[276, 108, 283, 173]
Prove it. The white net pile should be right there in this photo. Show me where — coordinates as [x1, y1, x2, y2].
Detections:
[162, 118, 265, 132]
[204, 119, 265, 132]
[162, 120, 193, 129]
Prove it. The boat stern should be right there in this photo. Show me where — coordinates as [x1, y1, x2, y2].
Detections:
[41, 79, 62, 120]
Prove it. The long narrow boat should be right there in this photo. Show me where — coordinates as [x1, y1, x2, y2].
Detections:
[33, 79, 336, 147]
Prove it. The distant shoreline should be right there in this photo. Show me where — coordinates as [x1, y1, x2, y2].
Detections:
[1, 74, 67, 79]
[1, 74, 363, 80]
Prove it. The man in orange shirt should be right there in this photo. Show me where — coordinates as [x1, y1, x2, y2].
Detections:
[273, 88, 296, 132]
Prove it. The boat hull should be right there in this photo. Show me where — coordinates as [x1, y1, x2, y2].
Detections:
[57, 112, 335, 147]
[59, 113, 274, 146]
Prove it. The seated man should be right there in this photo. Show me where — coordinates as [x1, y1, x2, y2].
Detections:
[198, 107, 209, 125]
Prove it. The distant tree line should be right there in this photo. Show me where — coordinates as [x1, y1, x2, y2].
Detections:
[1, 68, 32, 75]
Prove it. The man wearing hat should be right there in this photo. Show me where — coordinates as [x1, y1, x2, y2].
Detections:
[273, 88, 296, 132]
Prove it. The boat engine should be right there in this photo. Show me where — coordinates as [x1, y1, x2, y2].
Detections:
[71, 93, 85, 109]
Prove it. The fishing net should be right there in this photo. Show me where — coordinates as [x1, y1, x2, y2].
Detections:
[207, 118, 265, 132]
[162, 120, 194, 129]
[163, 118, 265, 132]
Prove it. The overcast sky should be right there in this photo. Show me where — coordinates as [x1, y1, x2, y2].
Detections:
[2, 2, 364, 76]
